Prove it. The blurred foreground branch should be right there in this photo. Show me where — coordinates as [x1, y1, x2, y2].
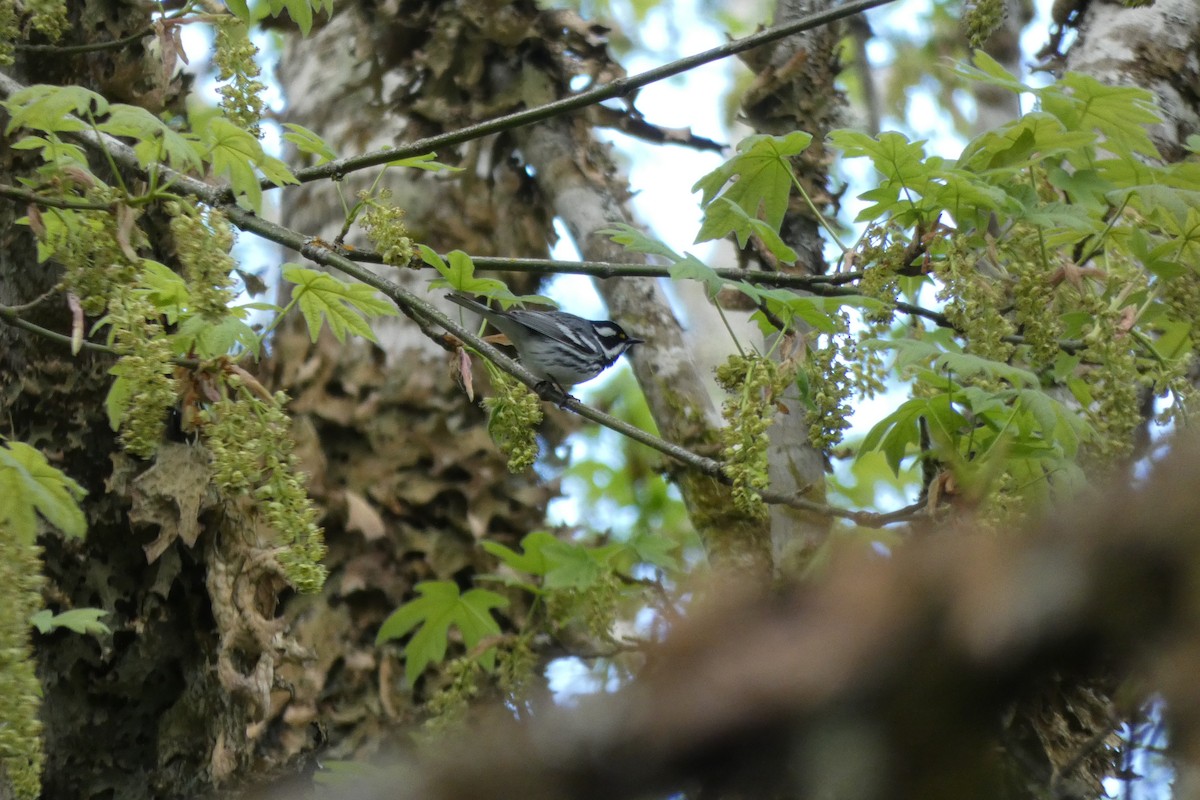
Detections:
[311, 436, 1200, 800]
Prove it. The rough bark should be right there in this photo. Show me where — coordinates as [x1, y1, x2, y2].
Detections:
[1, 3, 244, 798]
[264, 0, 567, 768]
[1057, 0, 1200, 161]
[286, 432, 1200, 800]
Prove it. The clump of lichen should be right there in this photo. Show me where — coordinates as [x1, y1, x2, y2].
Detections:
[197, 378, 327, 593]
[214, 19, 266, 137]
[0, 2, 18, 65]
[0, 526, 45, 800]
[482, 370, 542, 472]
[24, 0, 67, 40]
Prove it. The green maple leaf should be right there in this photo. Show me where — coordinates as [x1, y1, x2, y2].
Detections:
[282, 264, 398, 343]
[281, 123, 338, 164]
[692, 132, 812, 231]
[0, 440, 87, 543]
[202, 117, 297, 213]
[30, 608, 110, 637]
[376, 581, 508, 685]
[695, 197, 799, 261]
[98, 104, 203, 173]
[3, 83, 108, 134]
[482, 531, 622, 590]
[481, 530, 559, 576]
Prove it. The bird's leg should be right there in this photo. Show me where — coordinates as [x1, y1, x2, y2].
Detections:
[534, 380, 577, 407]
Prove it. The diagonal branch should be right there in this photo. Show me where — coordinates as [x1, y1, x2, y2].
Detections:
[0, 73, 921, 529]
[347, 251, 867, 288]
[260, 0, 901, 193]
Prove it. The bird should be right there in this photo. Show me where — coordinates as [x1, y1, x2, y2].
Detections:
[445, 293, 642, 396]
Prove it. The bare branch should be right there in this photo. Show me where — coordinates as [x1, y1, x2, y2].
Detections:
[266, 0, 903, 193]
[0, 183, 114, 210]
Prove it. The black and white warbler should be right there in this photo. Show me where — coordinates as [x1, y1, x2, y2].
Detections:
[445, 293, 643, 393]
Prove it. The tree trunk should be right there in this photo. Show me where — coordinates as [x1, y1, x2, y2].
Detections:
[1, 4, 246, 798]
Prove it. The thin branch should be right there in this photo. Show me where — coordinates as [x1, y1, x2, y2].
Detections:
[0, 303, 115, 355]
[0, 301, 202, 367]
[0, 183, 113, 210]
[355, 250, 866, 287]
[1048, 707, 1118, 794]
[13, 1, 196, 55]
[264, 0, 903, 193]
[2, 287, 59, 314]
[769, 496, 926, 527]
[363, 250, 1086, 354]
[14, 27, 155, 54]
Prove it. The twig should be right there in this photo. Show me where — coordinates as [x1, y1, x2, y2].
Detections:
[0, 301, 203, 367]
[0, 183, 113, 211]
[260, 0, 903, 193]
[764, 496, 925, 527]
[359, 251, 865, 287]
[14, 27, 155, 55]
[1, 287, 59, 314]
[0, 302, 117, 355]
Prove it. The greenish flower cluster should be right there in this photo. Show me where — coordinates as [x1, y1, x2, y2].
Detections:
[483, 371, 542, 472]
[963, 0, 1006, 48]
[421, 657, 480, 737]
[715, 354, 787, 518]
[855, 226, 907, 321]
[546, 572, 621, 644]
[496, 636, 536, 699]
[198, 381, 328, 593]
[1009, 257, 1063, 369]
[0, 526, 45, 800]
[975, 471, 1021, 532]
[1161, 270, 1200, 331]
[933, 236, 1014, 365]
[108, 291, 178, 458]
[360, 192, 415, 266]
[804, 331, 855, 453]
[214, 19, 266, 137]
[1079, 301, 1143, 464]
[36, 206, 141, 316]
[168, 203, 237, 321]
[845, 331, 888, 401]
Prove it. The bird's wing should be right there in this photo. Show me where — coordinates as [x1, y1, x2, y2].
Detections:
[507, 310, 590, 346]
